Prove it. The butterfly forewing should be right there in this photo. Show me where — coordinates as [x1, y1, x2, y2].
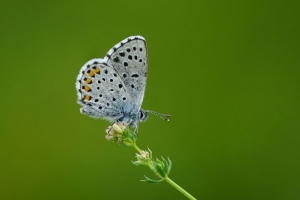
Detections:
[104, 36, 148, 110]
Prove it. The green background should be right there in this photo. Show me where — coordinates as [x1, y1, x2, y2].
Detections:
[1, 0, 299, 199]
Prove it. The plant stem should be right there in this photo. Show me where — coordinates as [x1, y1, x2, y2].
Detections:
[132, 143, 141, 153]
[165, 177, 196, 200]
[131, 142, 195, 199]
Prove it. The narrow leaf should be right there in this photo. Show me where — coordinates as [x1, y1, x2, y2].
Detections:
[154, 162, 166, 178]
[141, 175, 164, 184]
[167, 157, 172, 174]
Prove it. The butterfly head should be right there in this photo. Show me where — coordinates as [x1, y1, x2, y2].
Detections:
[139, 108, 149, 122]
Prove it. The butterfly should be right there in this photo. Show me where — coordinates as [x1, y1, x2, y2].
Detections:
[76, 36, 170, 131]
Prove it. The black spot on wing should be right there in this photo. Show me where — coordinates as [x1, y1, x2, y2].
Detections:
[113, 56, 120, 62]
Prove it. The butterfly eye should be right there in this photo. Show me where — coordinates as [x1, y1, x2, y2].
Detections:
[140, 111, 144, 119]
[139, 110, 148, 122]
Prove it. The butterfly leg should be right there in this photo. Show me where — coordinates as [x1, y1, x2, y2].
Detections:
[130, 123, 139, 134]
[109, 121, 116, 126]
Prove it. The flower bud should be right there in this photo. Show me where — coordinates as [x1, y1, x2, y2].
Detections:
[112, 124, 123, 134]
[105, 126, 113, 135]
[140, 150, 149, 159]
[105, 123, 135, 146]
[105, 135, 113, 141]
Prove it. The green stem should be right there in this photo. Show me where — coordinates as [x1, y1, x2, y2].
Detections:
[132, 143, 141, 153]
[165, 177, 196, 200]
[130, 138, 195, 199]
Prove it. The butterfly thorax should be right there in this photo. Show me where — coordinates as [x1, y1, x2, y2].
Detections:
[118, 108, 148, 127]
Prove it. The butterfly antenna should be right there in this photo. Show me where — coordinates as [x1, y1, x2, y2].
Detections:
[145, 110, 171, 121]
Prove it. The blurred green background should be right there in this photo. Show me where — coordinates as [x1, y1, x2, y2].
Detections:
[1, 0, 299, 199]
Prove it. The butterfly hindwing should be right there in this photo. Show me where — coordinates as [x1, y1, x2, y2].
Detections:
[76, 59, 130, 121]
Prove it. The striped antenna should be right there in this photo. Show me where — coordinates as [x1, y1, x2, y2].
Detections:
[145, 110, 171, 121]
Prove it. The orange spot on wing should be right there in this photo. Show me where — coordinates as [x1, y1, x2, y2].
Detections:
[85, 95, 91, 101]
[84, 86, 91, 92]
[88, 71, 95, 77]
[93, 68, 100, 74]
[85, 78, 92, 84]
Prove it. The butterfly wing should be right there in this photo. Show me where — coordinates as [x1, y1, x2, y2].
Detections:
[76, 58, 130, 122]
[103, 36, 148, 111]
